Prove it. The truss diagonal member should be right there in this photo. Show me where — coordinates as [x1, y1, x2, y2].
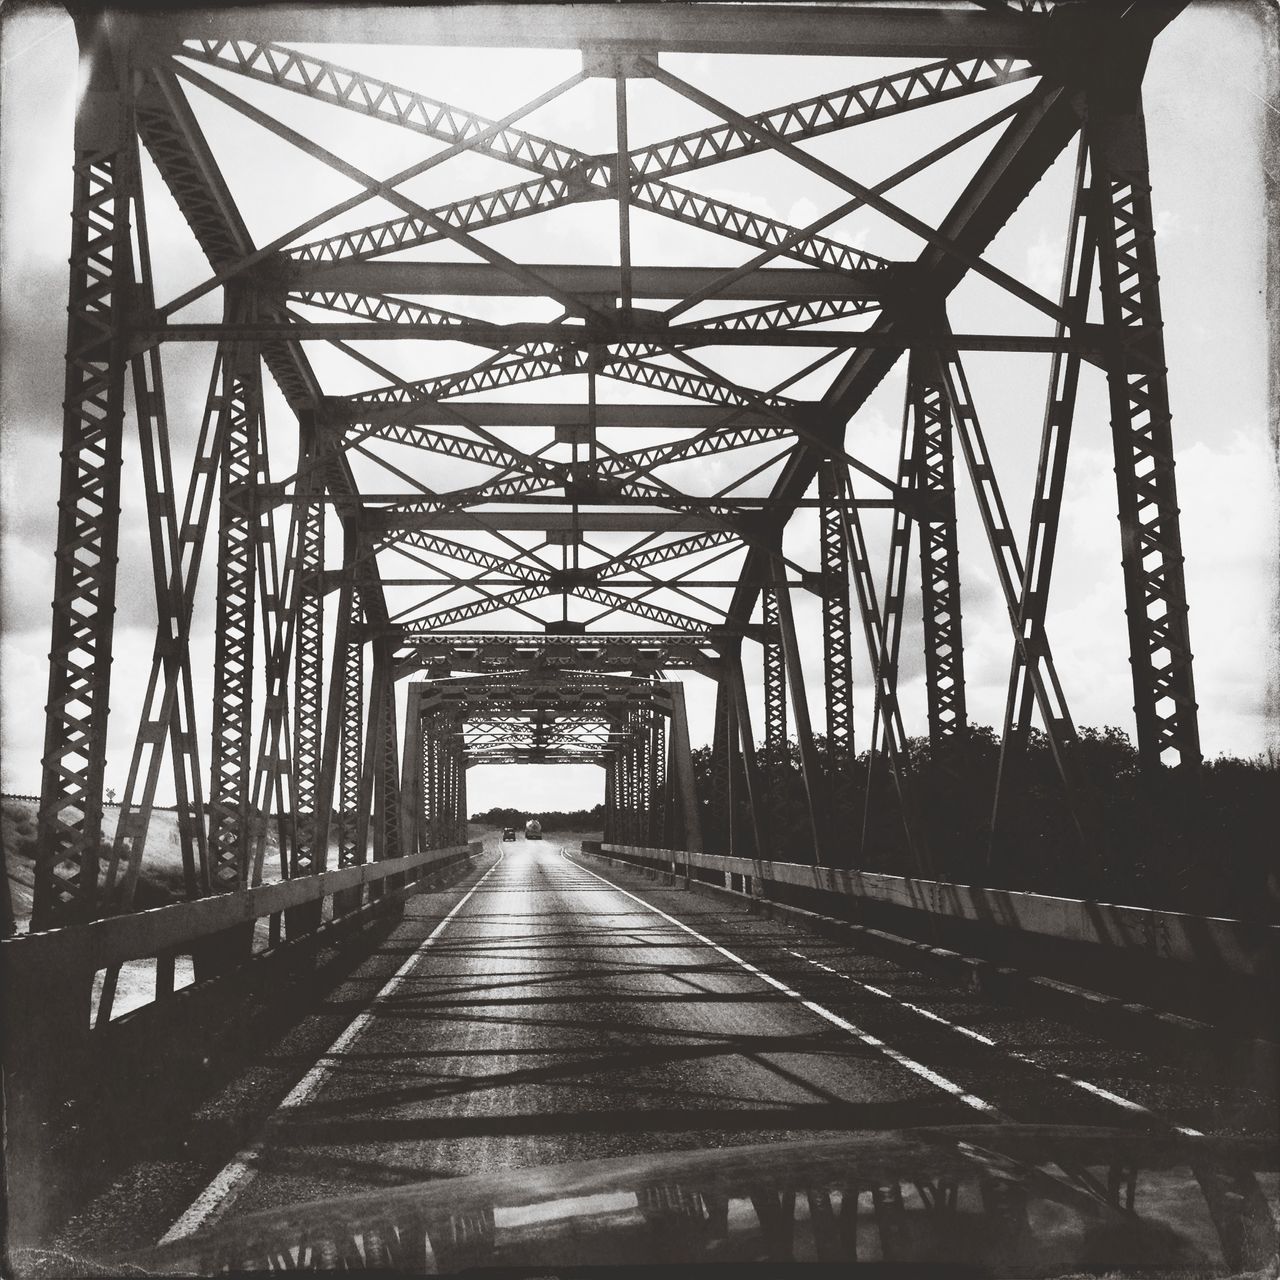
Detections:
[600, 346, 799, 411]
[861, 380, 919, 847]
[596, 530, 740, 579]
[628, 179, 888, 274]
[630, 55, 1038, 180]
[596, 419, 792, 482]
[350, 421, 544, 475]
[832, 467, 927, 869]
[34, 42, 133, 929]
[290, 289, 500, 336]
[657, 345, 898, 493]
[1087, 90, 1200, 771]
[178, 38, 592, 177]
[160, 64, 592, 318]
[399, 585, 553, 634]
[104, 153, 211, 916]
[646, 61, 1067, 328]
[993, 134, 1093, 836]
[247, 426, 301, 890]
[350, 342, 589, 405]
[574, 584, 728, 634]
[935, 342, 1086, 845]
[289, 174, 596, 267]
[171, 62, 610, 323]
[389, 531, 548, 582]
[688, 296, 881, 336]
[134, 67, 390, 637]
[265, 53, 1031, 274]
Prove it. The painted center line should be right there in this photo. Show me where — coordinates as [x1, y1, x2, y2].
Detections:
[563, 851, 1003, 1118]
[160, 852, 505, 1244]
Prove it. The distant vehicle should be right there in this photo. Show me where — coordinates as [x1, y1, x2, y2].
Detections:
[524, 819, 542, 840]
[502, 827, 517, 842]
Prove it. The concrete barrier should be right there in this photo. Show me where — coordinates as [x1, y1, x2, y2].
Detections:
[597, 843, 1278, 980]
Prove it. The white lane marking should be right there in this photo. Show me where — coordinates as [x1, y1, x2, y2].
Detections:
[562, 851, 1002, 1117]
[160, 853, 506, 1244]
[783, 948, 1203, 1138]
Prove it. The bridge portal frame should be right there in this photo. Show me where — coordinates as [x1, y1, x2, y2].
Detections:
[28, 1, 1203, 935]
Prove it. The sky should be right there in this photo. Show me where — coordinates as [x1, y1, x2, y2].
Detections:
[0, 1, 1275, 819]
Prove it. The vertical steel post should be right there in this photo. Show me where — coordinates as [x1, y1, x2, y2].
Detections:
[770, 561, 827, 864]
[648, 708, 667, 847]
[373, 651, 403, 862]
[207, 291, 263, 897]
[606, 754, 618, 845]
[907, 353, 967, 755]
[726, 651, 766, 860]
[818, 460, 855, 843]
[337, 587, 364, 868]
[398, 684, 423, 858]
[292, 424, 325, 877]
[34, 18, 134, 929]
[762, 589, 787, 753]
[1088, 87, 1201, 771]
[708, 675, 732, 854]
[667, 681, 704, 852]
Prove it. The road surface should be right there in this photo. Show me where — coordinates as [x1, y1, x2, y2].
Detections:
[47, 835, 1278, 1259]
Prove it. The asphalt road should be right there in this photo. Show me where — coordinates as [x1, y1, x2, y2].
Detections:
[162, 836, 1276, 1240]
[41, 833, 1277, 1265]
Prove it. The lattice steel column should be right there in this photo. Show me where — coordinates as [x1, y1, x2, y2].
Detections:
[292, 425, 325, 876]
[603, 757, 617, 844]
[422, 708, 440, 850]
[1088, 91, 1201, 771]
[818, 460, 855, 809]
[908, 353, 967, 754]
[648, 709, 668, 848]
[207, 294, 264, 894]
[373, 653, 403, 862]
[707, 677, 732, 855]
[33, 24, 134, 928]
[761, 590, 786, 754]
[336, 587, 364, 867]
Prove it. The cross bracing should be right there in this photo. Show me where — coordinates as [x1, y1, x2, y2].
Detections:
[30, 1, 1203, 930]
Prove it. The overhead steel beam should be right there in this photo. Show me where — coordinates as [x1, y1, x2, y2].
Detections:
[278, 262, 893, 299]
[127, 6, 1051, 57]
[326, 402, 781, 429]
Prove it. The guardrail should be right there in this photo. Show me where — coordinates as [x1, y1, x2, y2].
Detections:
[584, 842, 1279, 981]
[3, 842, 480, 1082]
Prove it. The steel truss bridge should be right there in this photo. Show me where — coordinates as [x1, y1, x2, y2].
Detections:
[28, 0, 1202, 952]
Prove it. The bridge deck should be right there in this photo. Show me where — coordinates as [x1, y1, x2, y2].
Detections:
[46, 834, 1279, 1261]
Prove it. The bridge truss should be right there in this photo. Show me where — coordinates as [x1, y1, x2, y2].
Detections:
[32, 0, 1201, 931]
